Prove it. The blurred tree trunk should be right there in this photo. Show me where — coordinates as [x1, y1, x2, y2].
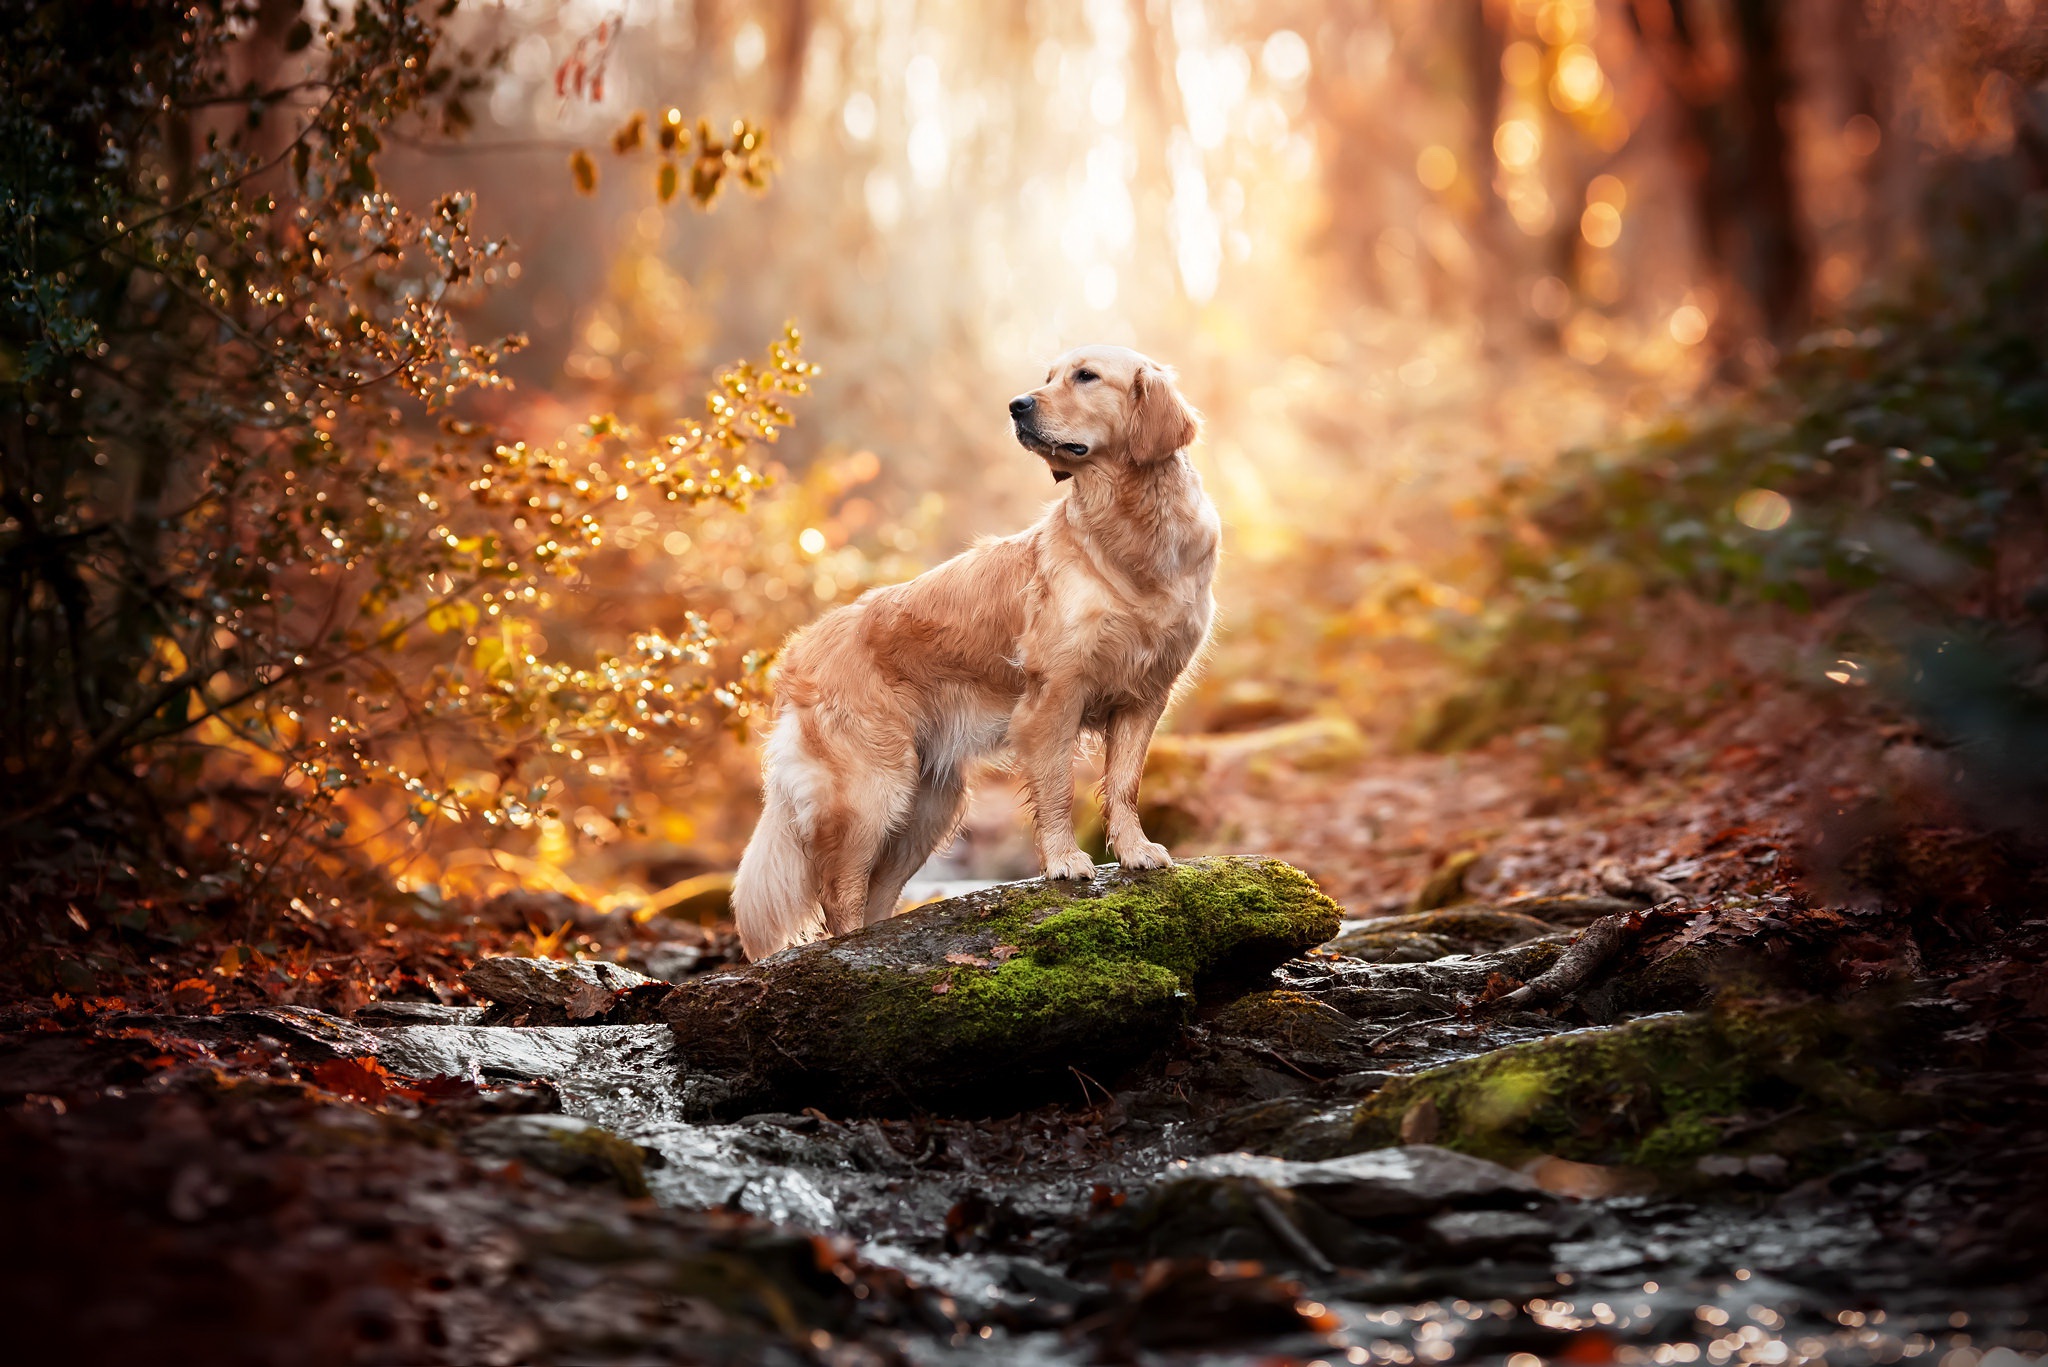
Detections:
[1728, 0, 1807, 343]
[772, 0, 812, 120]
[1461, 0, 1516, 348]
[1629, 0, 1810, 350]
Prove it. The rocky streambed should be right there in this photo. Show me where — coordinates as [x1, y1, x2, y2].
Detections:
[8, 856, 2046, 1364]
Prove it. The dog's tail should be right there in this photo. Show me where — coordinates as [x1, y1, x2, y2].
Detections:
[732, 719, 822, 961]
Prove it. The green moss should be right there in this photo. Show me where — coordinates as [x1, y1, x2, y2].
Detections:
[900, 858, 1335, 1042]
[1338, 1000, 1919, 1171]
[664, 856, 1342, 1110]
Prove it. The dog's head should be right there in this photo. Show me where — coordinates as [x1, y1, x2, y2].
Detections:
[1009, 345, 1199, 483]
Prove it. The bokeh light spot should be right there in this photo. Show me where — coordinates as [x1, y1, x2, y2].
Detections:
[1734, 488, 1792, 531]
[732, 21, 766, 74]
[1495, 119, 1541, 169]
[1262, 30, 1311, 86]
[1417, 145, 1458, 191]
[1553, 44, 1604, 109]
[1581, 201, 1622, 248]
[1669, 304, 1710, 345]
[841, 92, 876, 142]
[1501, 41, 1542, 86]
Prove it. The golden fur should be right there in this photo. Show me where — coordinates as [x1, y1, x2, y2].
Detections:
[732, 345, 1218, 960]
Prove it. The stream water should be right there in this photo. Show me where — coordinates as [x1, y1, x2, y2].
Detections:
[360, 993, 2044, 1366]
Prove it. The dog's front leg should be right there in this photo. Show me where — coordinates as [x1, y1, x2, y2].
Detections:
[1103, 700, 1172, 870]
[1011, 678, 1096, 880]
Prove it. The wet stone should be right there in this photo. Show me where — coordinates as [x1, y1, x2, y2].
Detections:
[1424, 1207, 1570, 1256]
[352, 1001, 485, 1027]
[1328, 905, 1565, 960]
[1181, 1145, 1546, 1222]
[459, 956, 669, 1025]
[374, 1023, 691, 1131]
[101, 1006, 386, 1063]
[661, 856, 1343, 1113]
[461, 1113, 656, 1197]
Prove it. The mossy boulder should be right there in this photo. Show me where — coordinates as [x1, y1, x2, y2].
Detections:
[661, 857, 1342, 1114]
[1330, 1000, 1921, 1172]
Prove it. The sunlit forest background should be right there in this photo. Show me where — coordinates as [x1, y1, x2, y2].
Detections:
[9, 0, 2048, 971]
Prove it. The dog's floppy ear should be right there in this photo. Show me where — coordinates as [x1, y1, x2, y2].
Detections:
[1128, 363, 1199, 462]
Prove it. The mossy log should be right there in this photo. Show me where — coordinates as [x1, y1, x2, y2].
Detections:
[661, 857, 1342, 1113]
[1333, 1001, 1921, 1171]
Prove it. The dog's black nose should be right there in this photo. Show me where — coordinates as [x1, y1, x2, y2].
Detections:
[1009, 395, 1036, 417]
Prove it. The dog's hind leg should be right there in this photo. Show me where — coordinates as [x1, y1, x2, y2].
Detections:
[862, 768, 969, 925]
[811, 753, 916, 938]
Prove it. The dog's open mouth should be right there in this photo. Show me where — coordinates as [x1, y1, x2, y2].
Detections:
[1013, 422, 1088, 482]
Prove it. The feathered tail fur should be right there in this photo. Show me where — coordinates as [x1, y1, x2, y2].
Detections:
[731, 719, 822, 959]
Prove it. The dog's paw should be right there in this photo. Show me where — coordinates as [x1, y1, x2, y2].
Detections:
[1042, 849, 1099, 881]
[1114, 838, 1173, 870]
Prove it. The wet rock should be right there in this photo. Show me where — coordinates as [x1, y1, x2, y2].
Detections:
[660, 856, 1342, 1113]
[640, 942, 705, 982]
[1072, 1175, 1397, 1277]
[1084, 1258, 1337, 1353]
[603, 1120, 845, 1225]
[1335, 929, 1459, 962]
[0, 1033, 163, 1100]
[1183, 1145, 1545, 1221]
[1496, 892, 1645, 926]
[1207, 989, 1359, 1049]
[1202, 1096, 1328, 1149]
[1075, 1146, 1554, 1280]
[374, 1024, 691, 1130]
[101, 1006, 386, 1063]
[460, 955, 670, 1025]
[352, 1002, 486, 1027]
[1317, 938, 1571, 1019]
[1330, 907, 1564, 961]
[462, 1113, 655, 1196]
[1424, 1208, 1567, 1257]
[1338, 1003, 1921, 1170]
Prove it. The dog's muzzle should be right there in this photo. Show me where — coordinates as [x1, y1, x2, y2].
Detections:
[1009, 397, 1087, 481]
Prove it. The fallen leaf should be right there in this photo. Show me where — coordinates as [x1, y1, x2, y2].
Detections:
[309, 1056, 393, 1103]
[1399, 1096, 1440, 1145]
[990, 944, 1023, 962]
[944, 952, 992, 968]
[170, 977, 216, 1010]
[931, 977, 952, 995]
[563, 978, 613, 1020]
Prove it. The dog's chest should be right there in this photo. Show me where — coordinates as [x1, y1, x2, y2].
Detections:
[1037, 551, 1210, 679]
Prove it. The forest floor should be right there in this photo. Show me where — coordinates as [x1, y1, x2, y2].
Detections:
[4, 675, 2048, 1365]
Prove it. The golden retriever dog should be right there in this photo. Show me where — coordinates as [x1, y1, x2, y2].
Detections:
[732, 345, 1218, 960]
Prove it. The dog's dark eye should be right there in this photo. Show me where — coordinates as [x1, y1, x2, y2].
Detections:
[1074, 369, 1098, 383]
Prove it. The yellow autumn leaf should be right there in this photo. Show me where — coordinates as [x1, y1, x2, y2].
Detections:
[426, 599, 478, 634]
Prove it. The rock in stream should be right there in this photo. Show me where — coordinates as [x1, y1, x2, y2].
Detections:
[654, 855, 1341, 1112]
